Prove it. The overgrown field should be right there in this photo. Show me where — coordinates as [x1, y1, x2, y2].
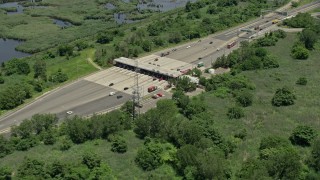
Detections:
[204, 32, 320, 169]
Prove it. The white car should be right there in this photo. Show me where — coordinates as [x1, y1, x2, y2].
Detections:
[66, 111, 73, 115]
[109, 92, 115, 96]
[186, 45, 191, 49]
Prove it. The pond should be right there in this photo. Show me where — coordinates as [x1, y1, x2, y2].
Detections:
[0, 2, 24, 15]
[53, 19, 73, 28]
[0, 38, 31, 63]
[137, 0, 197, 12]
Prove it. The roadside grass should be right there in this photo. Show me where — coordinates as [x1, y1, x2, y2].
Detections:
[0, 48, 97, 117]
[203, 33, 320, 171]
[297, 0, 316, 7]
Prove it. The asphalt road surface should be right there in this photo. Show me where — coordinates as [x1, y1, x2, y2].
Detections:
[0, 1, 319, 133]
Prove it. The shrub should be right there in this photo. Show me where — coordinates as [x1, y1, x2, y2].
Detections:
[0, 76, 4, 84]
[291, 43, 309, 59]
[58, 137, 73, 151]
[82, 153, 101, 169]
[271, 87, 296, 107]
[236, 91, 253, 107]
[290, 125, 317, 146]
[227, 106, 244, 119]
[296, 77, 307, 85]
[111, 136, 127, 153]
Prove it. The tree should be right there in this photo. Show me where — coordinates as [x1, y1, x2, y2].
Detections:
[66, 117, 90, 144]
[172, 90, 190, 110]
[89, 163, 116, 179]
[42, 129, 56, 145]
[82, 153, 101, 169]
[176, 145, 200, 172]
[236, 159, 270, 180]
[111, 136, 127, 153]
[290, 125, 317, 146]
[236, 91, 253, 107]
[296, 77, 307, 85]
[47, 160, 67, 179]
[271, 87, 296, 107]
[135, 142, 163, 171]
[300, 29, 317, 50]
[97, 33, 114, 44]
[58, 45, 73, 56]
[33, 60, 47, 80]
[175, 76, 197, 92]
[227, 106, 244, 119]
[265, 147, 302, 179]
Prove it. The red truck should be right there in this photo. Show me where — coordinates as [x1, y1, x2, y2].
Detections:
[148, 86, 158, 93]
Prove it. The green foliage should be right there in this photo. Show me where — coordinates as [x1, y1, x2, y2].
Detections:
[227, 106, 245, 119]
[273, 29, 287, 39]
[111, 136, 127, 153]
[236, 159, 270, 180]
[259, 136, 291, 160]
[0, 76, 4, 84]
[271, 87, 296, 107]
[3, 58, 30, 76]
[33, 60, 47, 80]
[183, 97, 207, 119]
[135, 141, 164, 171]
[82, 153, 101, 169]
[58, 137, 73, 151]
[58, 45, 73, 56]
[296, 77, 307, 85]
[0, 135, 14, 158]
[49, 69, 68, 83]
[284, 13, 315, 28]
[234, 129, 248, 140]
[236, 90, 253, 107]
[0, 83, 32, 110]
[291, 43, 309, 59]
[290, 125, 317, 146]
[17, 158, 46, 178]
[309, 138, 320, 171]
[176, 145, 200, 172]
[42, 130, 56, 145]
[265, 147, 302, 179]
[300, 29, 318, 50]
[97, 33, 113, 44]
[0, 166, 12, 180]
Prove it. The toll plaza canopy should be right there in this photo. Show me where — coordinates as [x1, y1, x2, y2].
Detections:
[114, 55, 194, 78]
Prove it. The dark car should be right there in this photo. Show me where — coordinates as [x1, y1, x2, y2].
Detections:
[124, 87, 129, 90]
[198, 57, 202, 60]
[117, 95, 123, 99]
[209, 41, 213, 44]
[109, 83, 114, 86]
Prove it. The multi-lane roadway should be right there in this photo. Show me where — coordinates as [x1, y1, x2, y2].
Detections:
[0, 1, 319, 134]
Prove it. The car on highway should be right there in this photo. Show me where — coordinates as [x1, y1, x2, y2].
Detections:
[109, 83, 114, 86]
[117, 95, 123, 99]
[66, 111, 73, 115]
[198, 57, 202, 60]
[109, 92, 115, 96]
[186, 45, 191, 49]
[217, 48, 220, 51]
[209, 41, 213, 44]
[124, 87, 129, 90]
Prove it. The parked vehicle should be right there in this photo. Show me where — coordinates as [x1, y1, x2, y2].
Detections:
[272, 19, 279, 24]
[109, 92, 115, 96]
[124, 87, 129, 90]
[148, 86, 157, 93]
[152, 94, 159, 99]
[117, 95, 123, 99]
[157, 93, 164, 97]
[109, 83, 114, 86]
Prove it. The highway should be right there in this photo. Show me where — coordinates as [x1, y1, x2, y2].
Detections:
[0, 1, 319, 134]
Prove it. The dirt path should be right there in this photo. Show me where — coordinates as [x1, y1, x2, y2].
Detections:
[87, 57, 102, 70]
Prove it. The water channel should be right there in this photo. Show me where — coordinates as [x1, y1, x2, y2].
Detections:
[0, 39, 30, 63]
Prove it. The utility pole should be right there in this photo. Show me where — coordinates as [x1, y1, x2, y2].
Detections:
[132, 59, 141, 121]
